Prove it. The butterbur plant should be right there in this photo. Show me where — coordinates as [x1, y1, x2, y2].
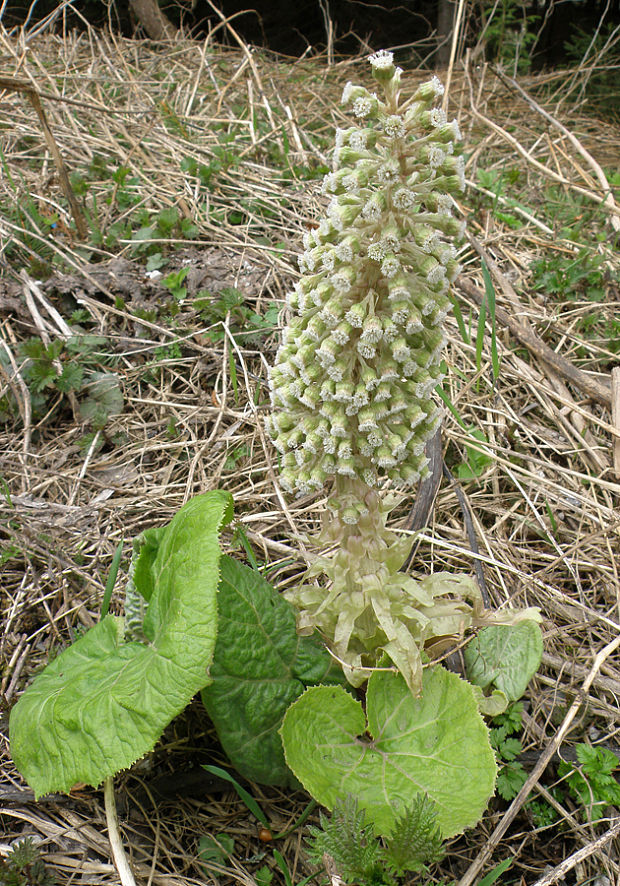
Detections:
[9, 52, 543, 886]
[267, 51, 532, 696]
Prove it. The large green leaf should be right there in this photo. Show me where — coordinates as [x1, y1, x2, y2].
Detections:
[280, 666, 497, 838]
[464, 620, 543, 701]
[10, 491, 232, 798]
[201, 556, 344, 787]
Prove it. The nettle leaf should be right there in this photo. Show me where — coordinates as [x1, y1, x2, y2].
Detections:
[464, 620, 543, 702]
[10, 491, 233, 798]
[201, 556, 345, 787]
[280, 666, 497, 839]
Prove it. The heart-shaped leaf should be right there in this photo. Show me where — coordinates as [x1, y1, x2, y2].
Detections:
[280, 666, 497, 838]
[464, 620, 543, 701]
[202, 556, 344, 787]
[10, 491, 232, 798]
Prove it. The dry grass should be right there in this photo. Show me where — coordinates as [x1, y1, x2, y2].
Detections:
[0, 21, 619, 886]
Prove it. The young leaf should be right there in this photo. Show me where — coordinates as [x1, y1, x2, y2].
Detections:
[465, 620, 542, 701]
[498, 737, 523, 762]
[306, 795, 387, 885]
[10, 491, 233, 798]
[496, 762, 528, 801]
[197, 833, 235, 867]
[202, 763, 269, 826]
[478, 857, 513, 886]
[78, 372, 123, 427]
[56, 362, 84, 393]
[201, 556, 344, 787]
[384, 794, 444, 873]
[280, 666, 497, 839]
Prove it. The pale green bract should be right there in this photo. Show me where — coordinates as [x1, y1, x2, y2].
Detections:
[280, 665, 497, 839]
[9, 491, 232, 798]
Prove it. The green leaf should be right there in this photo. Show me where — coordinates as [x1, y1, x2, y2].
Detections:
[198, 833, 235, 867]
[306, 795, 386, 884]
[10, 491, 233, 797]
[384, 794, 444, 873]
[464, 620, 543, 701]
[56, 362, 84, 393]
[78, 372, 123, 427]
[478, 857, 513, 886]
[498, 738, 523, 762]
[496, 762, 528, 801]
[472, 686, 508, 716]
[493, 701, 523, 734]
[255, 866, 274, 886]
[201, 556, 344, 787]
[202, 764, 269, 826]
[280, 666, 497, 839]
[576, 743, 619, 776]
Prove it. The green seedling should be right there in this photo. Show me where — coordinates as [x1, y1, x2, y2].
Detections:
[558, 743, 620, 821]
[481, 261, 501, 382]
[100, 540, 124, 619]
[197, 833, 235, 871]
[273, 850, 315, 886]
[162, 266, 190, 302]
[195, 287, 279, 345]
[254, 865, 274, 886]
[0, 837, 57, 886]
[478, 857, 513, 886]
[203, 764, 270, 828]
[455, 427, 495, 481]
[0, 335, 123, 431]
[307, 793, 444, 886]
[489, 704, 529, 801]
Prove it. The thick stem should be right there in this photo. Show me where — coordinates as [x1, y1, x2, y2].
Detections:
[104, 776, 137, 886]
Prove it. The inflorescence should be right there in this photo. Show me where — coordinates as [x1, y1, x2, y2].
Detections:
[267, 51, 465, 513]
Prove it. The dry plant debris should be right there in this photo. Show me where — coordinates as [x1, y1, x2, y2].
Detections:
[0, 22, 619, 886]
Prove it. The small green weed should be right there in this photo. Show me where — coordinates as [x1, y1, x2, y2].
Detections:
[195, 287, 279, 345]
[254, 865, 274, 886]
[162, 266, 190, 302]
[526, 789, 561, 828]
[558, 743, 620, 821]
[0, 335, 123, 431]
[490, 703, 528, 801]
[454, 427, 494, 481]
[0, 837, 56, 886]
[476, 167, 526, 230]
[272, 850, 315, 886]
[142, 341, 184, 383]
[530, 249, 620, 362]
[224, 444, 250, 472]
[197, 833, 235, 873]
[180, 133, 240, 191]
[129, 206, 198, 257]
[478, 858, 513, 886]
[530, 248, 609, 302]
[306, 794, 444, 886]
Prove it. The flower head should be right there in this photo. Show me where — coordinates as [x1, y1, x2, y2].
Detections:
[269, 58, 465, 502]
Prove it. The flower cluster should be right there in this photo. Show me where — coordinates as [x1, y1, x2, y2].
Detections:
[291, 479, 484, 694]
[267, 52, 465, 511]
